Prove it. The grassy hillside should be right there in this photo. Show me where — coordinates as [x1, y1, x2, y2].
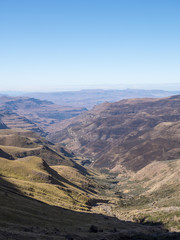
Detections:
[0, 129, 79, 167]
[0, 156, 91, 210]
[0, 175, 176, 240]
[0, 112, 180, 238]
[0, 129, 99, 209]
[0, 129, 175, 239]
[92, 159, 180, 232]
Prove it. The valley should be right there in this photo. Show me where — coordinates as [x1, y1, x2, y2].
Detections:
[2, 0, 180, 238]
[91, 159, 180, 232]
[0, 95, 180, 239]
[48, 95, 180, 171]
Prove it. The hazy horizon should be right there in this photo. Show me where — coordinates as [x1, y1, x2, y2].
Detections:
[1, 82, 180, 94]
[1, 84, 180, 96]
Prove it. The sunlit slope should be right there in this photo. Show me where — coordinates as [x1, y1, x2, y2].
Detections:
[0, 131, 179, 238]
[52, 165, 99, 192]
[0, 176, 171, 240]
[0, 129, 79, 167]
[0, 129, 99, 210]
[0, 155, 92, 210]
[48, 95, 180, 172]
[116, 159, 180, 230]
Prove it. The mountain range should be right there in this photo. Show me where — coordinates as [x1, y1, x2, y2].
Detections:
[0, 96, 86, 136]
[0, 93, 180, 239]
[3, 88, 180, 109]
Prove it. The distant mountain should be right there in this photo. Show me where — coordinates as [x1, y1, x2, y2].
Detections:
[48, 95, 180, 171]
[0, 96, 87, 135]
[23, 89, 180, 109]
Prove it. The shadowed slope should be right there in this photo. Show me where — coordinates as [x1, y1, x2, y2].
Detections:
[0, 129, 99, 209]
[0, 155, 91, 210]
[0, 129, 80, 167]
[0, 120, 7, 129]
[0, 176, 177, 240]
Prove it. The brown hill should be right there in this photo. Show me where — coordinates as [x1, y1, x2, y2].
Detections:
[48, 95, 180, 171]
[0, 129, 82, 168]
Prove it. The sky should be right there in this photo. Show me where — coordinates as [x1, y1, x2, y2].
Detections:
[0, 0, 180, 92]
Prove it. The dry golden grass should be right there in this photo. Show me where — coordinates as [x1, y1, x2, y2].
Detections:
[131, 159, 180, 194]
[0, 156, 90, 210]
[0, 129, 179, 237]
[0, 145, 41, 155]
[110, 159, 180, 231]
[0, 176, 170, 240]
[52, 165, 89, 187]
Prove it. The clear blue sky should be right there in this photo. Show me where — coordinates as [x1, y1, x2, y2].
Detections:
[0, 0, 180, 91]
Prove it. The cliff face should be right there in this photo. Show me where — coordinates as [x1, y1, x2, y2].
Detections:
[48, 95, 180, 171]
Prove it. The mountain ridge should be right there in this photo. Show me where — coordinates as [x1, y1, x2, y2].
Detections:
[48, 94, 180, 171]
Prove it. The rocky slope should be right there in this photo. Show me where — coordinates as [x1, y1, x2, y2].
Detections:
[48, 95, 180, 171]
